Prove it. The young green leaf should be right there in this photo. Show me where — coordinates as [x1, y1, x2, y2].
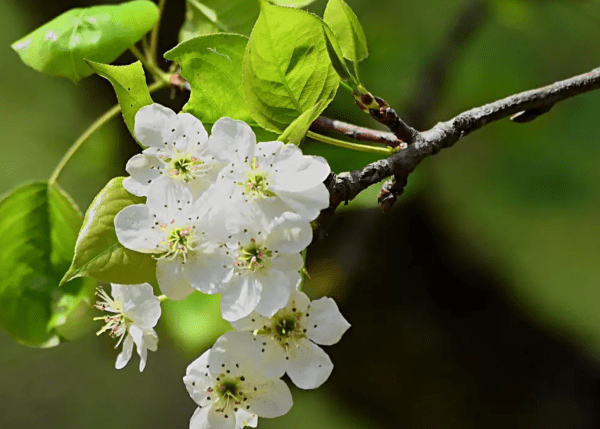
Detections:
[243, 1, 340, 133]
[62, 177, 157, 286]
[165, 34, 253, 126]
[11, 0, 159, 83]
[86, 60, 152, 142]
[323, 0, 369, 62]
[0, 182, 95, 347]
[278, 100, 327, 145]
[179, 0, 260, 42]
[271, 0, 318, 6]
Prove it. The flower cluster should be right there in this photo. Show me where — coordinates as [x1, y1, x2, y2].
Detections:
[94, 104, 350, 428]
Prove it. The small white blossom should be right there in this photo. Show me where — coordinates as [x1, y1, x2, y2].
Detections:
[184, 332, 293, 429]
[123, 103, 223, 198]
[185, 212, 312, 322]
[231, 290, 350, 389]
[209, 118, 331, 226]
[115, 180, 216, 300]
[94, 283, 161, 372]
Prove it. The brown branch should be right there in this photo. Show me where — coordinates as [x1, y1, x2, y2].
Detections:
[323, 66, 600, 214]
[310, 117, 402, 147]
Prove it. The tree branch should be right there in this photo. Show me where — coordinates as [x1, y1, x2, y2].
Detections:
[325, 66, 600, 213]
[310, 116, 402, 147]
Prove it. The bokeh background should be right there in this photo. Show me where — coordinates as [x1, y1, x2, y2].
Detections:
[2, 0, 600, 428]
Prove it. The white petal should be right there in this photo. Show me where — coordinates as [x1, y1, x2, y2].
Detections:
[286, 339, 333, 389]
[184, 250, 233, 294]
[213, 332, 287, 379]
[186, 348, 213, 379]
[287, 289, 311, 312]
[190, 406, 235, 429]
[275, 183, 330, 221]
[255, 141, 283, 166]
[118, 283, 161, 327]
[253, 271, 293, 317]
[134, 103, 178, 148]
[271, 254, 303, 274]
[246, 378, 293, 418]
[265, 212, 312, 253]
[114, 204, 163, 253]
[176, 112, 209, 151]
[220, 276, 261, 322]
[305, 297, 351, 345]
[208, 117, 256, 164]
[272, 146, 330, 192]
[156, 258, 195, 300]
[229, 312, 270, 332]
[115, 334, 134, 369]
[234, 409, 257, 429]
[146, 179, 195, 223]
[129, 324, 155, 372]
[123, 154, 163, 197]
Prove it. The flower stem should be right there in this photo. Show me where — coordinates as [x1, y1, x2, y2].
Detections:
[339, 80, 353, 93]
[157, 295, 168, 303]
[148, 0, 167, 65]
[130, 44, 170, 87]
[306, 131, 397, 155]
[48, 80, 168, 185]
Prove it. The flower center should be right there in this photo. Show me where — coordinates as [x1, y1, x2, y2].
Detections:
[163, 151, 210, 182]
[159, 225, 196, 261]
[234, 238, 272, 272]
[242, 157, 276, 198]
[93, 287, 129, 340]
[255, 312, 306, 350]
[211, 376, 248, 414]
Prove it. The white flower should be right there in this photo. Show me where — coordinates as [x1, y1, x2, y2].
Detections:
[231, 290, 350, 389]
[184, 332, 293, 429]
[94, 283, 161, 372]
[123, 103, 223, 198]
[209, 118, 331, 225]
[115, 180, 216, 300]
[184, 212, 312, 322]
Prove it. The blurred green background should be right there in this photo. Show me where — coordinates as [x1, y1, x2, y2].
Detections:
[2, 0, 600, 428]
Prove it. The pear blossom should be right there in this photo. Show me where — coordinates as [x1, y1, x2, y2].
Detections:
[123, 103, 223, 198]
[231, 290, 350, 389]
[94, 283, 161, 372]
[115, 180, 217, 300]
[184, 211, 312, 322]
[184, 332, 293, 429]
[209, 118, 331, 226]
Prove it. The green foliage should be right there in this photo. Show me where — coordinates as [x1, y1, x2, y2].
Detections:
[165, 34, 254, 126]
[242, 1, 340, 133]
[11, 0, 159, 83]
[62, 177, 157, 286]
[161, 292, 231, 358]
[323, 0, 368, 63]
[279, 101, 327, 145]
[0, 182, 95, 347]
[179, 0, 260, 42]
[86, 60, 153, 142]
[271, 0, 318, 6]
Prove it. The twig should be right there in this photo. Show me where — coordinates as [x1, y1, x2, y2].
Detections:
[310, 117, 402, 147]
[325, 65, 600, 213]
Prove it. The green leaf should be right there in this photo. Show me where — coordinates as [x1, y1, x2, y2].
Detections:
[62, 177, 157, 286]
[323, 0, 368, 62]
[165, 34, 253, 125]
[278, 100, 326, 145]
[0, 182, 95, 347]
[179, 0, 260, 42]
[11, 0, 159, 83]
[243, 1, 340, 133]
[322, 22, 353, 83]
[271, 0, 318, 7]
[86, 60, 152, 141]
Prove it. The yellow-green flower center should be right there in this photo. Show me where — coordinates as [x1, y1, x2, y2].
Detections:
[159, 225, 196, 261]
[164, 153, 207, 182]
[234, 239, 272, 272]
[242, 157, 276, 198]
